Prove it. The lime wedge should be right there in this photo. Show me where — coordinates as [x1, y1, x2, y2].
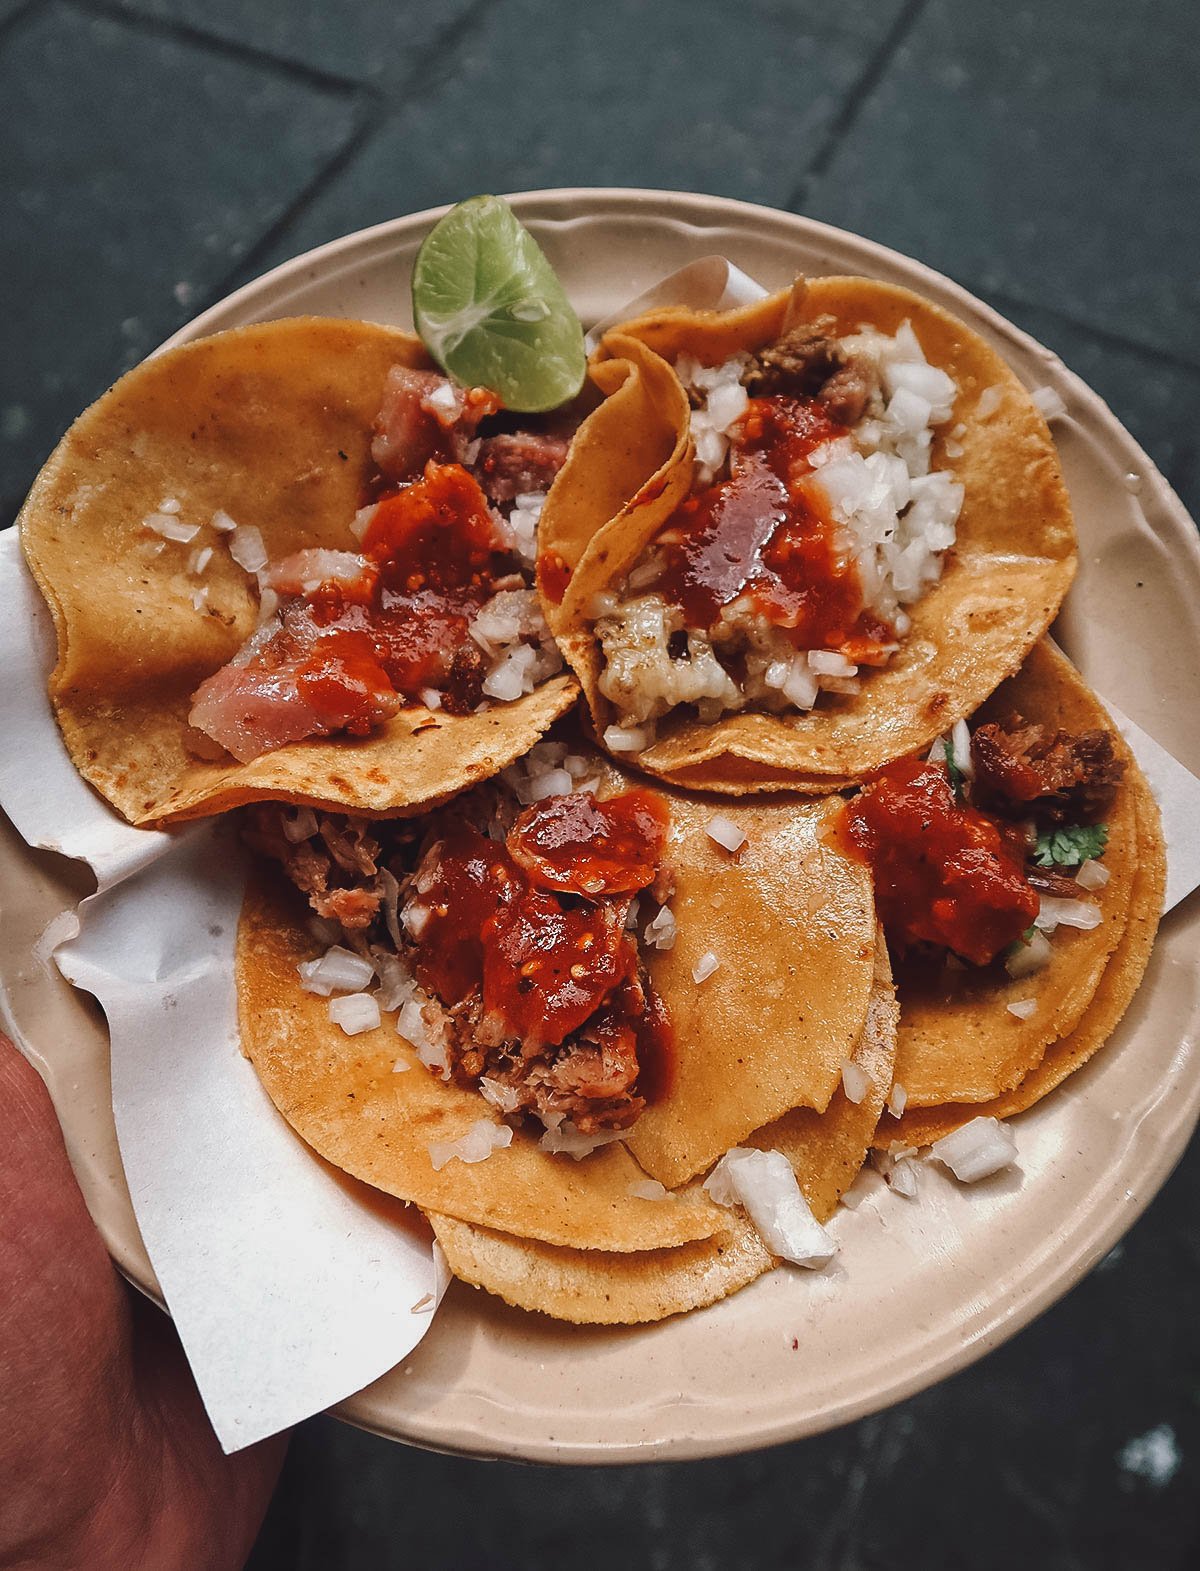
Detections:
[412, 196, 586, 413]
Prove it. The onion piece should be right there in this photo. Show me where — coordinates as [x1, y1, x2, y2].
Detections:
[1075, 858, 1110, 891]
[643, 905, 677, 951]
[930, 1117, 1018, 1182]
[428, 1120, 513, 1171]
[1031, 385, 1068, 421]
[210, 508, 238, 533]
[1005, 928, 1053, 978]
[692, 950, 720, 984]
[538, 1117, 626, 1159]
[1035, 895, 1102, 934]
[704, 1148, 838, 1268]
[1007, 998, 1037, 1020]
[627, 1178, 669, 1201]
[229, 524, 268, 573]
[841, 1059, 872, 1105]
[603, 724, 651, 753]
[297, 945, 375, 997]
[704, 814, 746, 853]
[328, 993, 381, 1035]
[887, 1081, 908, 1118]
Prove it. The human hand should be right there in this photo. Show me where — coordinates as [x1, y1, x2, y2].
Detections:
[0, 1034, 286, 1571]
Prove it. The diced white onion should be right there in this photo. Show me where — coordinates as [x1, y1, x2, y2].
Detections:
[187, 545, 213, 575]
[144, 512, 200, 543]
[976, 385, 1005, 419]
[538, 1116, 626, 1159]
[627, 1178, 669, 1200]
[191, 587, 208, 612]
[841, 1059, 872, 1105]
[692, 950, 720, 984]
[643, 905, 677, 951]
[1005, 929, 1053, 978]
[527, 767, 573, 800]
[603, 724, 651, 753]
[887, 1082, 908, 1118]
[350, 503, 379, 541]
[297, 945, 375, 997]
[704, 1148, 838, 1268]
[229, 524, 268, 573]
[210, 508, 238, 533]
[1075, 859, 1110, 891]
[157, 496, 182, 515]
[887, 1158, 919, 1199]
[1007, 998, 1037, 1019]
[1031, 385, 1068, 421]
[428, 1120, 513, 1171]
[1035, 895, 1102, 934]
[281, 805, 319, 843]
[328, 992, 381, 1035]
[705, 814, 746, 853]
[930, 1117, 1018, 1182]
[808, 649, 857, 678]
[419, 687, 442, 711]
[479, 1077, 522, 1113]
[392, 1058, 412, 1073]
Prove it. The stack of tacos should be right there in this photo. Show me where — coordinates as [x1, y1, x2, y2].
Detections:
[18, 252, 1165, 1325]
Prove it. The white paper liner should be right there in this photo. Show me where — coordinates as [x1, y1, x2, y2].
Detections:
[0, 531, 445, 1452]
[1, 260, 1198, 1456]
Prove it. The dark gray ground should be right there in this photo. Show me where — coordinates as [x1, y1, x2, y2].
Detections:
[4, 2, 1198, 1565]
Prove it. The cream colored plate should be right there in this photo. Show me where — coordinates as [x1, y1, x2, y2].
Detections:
[4, 192, 1198, 1464]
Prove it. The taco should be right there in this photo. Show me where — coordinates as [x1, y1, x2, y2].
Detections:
[824, 640, 1165, 1147]
[235, 740, 895, 1314]
[538, 276, 1077, 793]
[19, 316, 580, 826]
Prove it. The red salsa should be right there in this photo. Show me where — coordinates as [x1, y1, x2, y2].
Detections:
[654, 395, 894, 658]
[507, 789, 669, 896]
[300, 462, 517, 712]
[837, 756, 1039, 966]
[409, 791, 674, 1086]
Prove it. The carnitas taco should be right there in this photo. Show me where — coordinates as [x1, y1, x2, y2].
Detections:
[538, 276, 1077, 793]
[235, 739, 899, 1319]
[19, 315, 580, 826]
[823, 640, 1165, 1153]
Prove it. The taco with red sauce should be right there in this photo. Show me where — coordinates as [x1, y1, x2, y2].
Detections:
[235, 737, 899, 1321]
[19, 316, 580, 826]
[538, 276, 1077, 793]
[825, 640, 1165, 1150]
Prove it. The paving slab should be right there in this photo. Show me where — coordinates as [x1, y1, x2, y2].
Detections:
[249, 0, 908, 272]
[113, 0, 479, 83]
[801, 0, 1200, 367]
[1, 1, 365, 522]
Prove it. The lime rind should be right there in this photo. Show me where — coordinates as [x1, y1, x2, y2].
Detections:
[412, 196, 586, 414]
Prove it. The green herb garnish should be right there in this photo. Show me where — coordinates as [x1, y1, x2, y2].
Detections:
[1033, 823, 1108, 868]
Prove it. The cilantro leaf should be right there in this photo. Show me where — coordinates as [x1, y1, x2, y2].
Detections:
[938, 737, 965, 799]
[1033, 823, 1108, 868]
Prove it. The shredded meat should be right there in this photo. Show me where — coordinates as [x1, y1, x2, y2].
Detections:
[473, 431, 570, 502]
[971, 720, 1125, 825]
[742, 318, 880, 422]
[441, 640, 487, 716]
[245, 805, 386, 929]
[246, 783, 670, 1135]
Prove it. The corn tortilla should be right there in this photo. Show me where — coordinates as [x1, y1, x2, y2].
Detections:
[892, 641, 1142, 1109]
[425, 927, 897, 1323]
[539, 276, 1076, 793]
[19, 316, 577, 827]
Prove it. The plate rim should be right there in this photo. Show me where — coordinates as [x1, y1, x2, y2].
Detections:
[13, 187, 1200, 1464]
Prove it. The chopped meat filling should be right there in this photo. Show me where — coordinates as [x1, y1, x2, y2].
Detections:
[971, 720, 1125, 825]
[474, 431, 570, 502]
[248, 782, 674, 1135]
[742, 317, 880, 423]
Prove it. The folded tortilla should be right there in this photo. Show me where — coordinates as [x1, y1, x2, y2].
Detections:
[539, 276, 1076, 793]
[427, 928, 897, 1323]
[236, 768, 879, 1255]
[19, 316, 577, 827]
[875, 641, 1165, 1141]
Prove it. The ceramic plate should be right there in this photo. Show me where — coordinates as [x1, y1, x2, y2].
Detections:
[3, 191, 1198, 1464]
